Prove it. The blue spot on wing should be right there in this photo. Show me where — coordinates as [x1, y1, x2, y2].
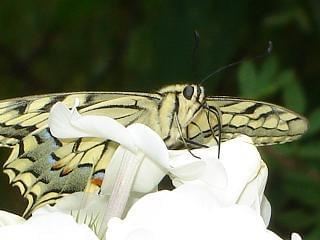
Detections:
[92, 172, 105, 179]
[38, 129, 53, 140]
[47, 155, 56, 164]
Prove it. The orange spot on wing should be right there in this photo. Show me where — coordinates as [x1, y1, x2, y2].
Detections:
[61, 167, 72, 176]
[91, 178, 103, 187]
[52, 162, 64, 170]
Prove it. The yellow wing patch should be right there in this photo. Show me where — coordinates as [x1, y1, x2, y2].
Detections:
[206, 96, 308, 145]
[0, 91, 159, 216]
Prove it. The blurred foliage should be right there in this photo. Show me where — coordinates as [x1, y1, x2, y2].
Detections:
[0, 0, 319, 239]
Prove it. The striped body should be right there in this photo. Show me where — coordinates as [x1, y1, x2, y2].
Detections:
[0, 84, 308, 216]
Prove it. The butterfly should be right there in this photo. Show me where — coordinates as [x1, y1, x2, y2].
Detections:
[0, 84, 308, 216]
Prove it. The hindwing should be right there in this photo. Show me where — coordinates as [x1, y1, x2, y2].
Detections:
[0, 91, 160, 216]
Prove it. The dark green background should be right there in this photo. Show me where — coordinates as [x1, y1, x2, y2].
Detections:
[0, 1, 319, 239]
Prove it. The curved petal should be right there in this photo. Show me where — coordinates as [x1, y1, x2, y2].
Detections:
[0, 211, 25, 227]
[169, 160, 206, 182]
[101, 146, 167, 194]
[48, 102, 83, 137]
[291, 233, 302, 240]
[106, 183, 281, 240]
[236, 160, 269, 217]
[127, 123, 170, 169]
[260, 195, 271, 226]
[218, 135, 263, 204]
[0, 210, 98, 240]
[169, 148, 226, 188]
[107, 218, 157, 240]
[49, 102, 136, 152]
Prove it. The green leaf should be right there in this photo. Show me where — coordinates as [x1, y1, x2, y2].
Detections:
[237, 57, 283, 99]
[282, 73, 306, 113]
[278, 209, 316, 230]
[263, 7, 311, 32]
[307, 108, 320, 136]
[308, 226, 320, 240]
[259, 56, 278, 86]
[237, 61, 257, 98]
[293, 141, 320, 159]
[277, 69, 295, 87]
[284, 171, 320, 207]
[255, 57, 281, 98]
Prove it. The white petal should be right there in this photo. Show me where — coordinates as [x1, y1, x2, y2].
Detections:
[0, 210, 25, 226]
[291, 233, 303, 240]
[51, 192, 107, 214]
[49, 102, 136, 152]
[169, 147, 227, 188]
[107, 218, 157, 240]
[235, 159, 268, 216]
[48, 102, 83, 138]
[170, 135, 263, 205]
[261, 195, 271, 226]
[51, 192, 111, 231]
[127, 123, 170, 169]
[102, 146, 167, 194]
[169, 159, 206, 182]
[218, 135, 263, 204]
[0, 210, 98, 240]
[98, 123, 170, 194]
[106, 183, 278, 240]
[132, 155, 168, 193]
[264, 230, 283, 240]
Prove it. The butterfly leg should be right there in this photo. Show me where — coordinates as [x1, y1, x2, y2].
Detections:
[174, 113, 200, 159]
[204, 104, 222, 158]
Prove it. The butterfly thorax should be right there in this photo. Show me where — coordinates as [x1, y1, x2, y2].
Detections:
[156, 84, 205, 148]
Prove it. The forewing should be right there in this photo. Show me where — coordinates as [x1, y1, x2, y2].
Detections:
[187, 96, 308, 146]
[210, 96, 308, 145]
[0, 91, 160, 216]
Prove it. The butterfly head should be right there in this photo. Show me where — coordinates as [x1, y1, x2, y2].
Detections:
[158, 84, 206, 128]
[158, 84, 205, 103]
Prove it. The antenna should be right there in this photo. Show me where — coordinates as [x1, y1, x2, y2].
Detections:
[200, 41, 273, 85]
[192, 30, 200, 81]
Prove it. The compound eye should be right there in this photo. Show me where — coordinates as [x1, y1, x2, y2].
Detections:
[183, 85, 194, 100]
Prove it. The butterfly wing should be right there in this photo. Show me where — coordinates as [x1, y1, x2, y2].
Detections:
[0, 91, 160, 216]
[187, 96, 308, 146]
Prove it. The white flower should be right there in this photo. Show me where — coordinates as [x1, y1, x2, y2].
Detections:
[0, 100, 302, 240]
[291, 233, 303, 240]
[0, 210, 24, 227]
[0, 208, 98, 240]
[106, 188, 271, 240]
[106, 189, 298, 240]
[47, 100, 207, 238]
[47, 100, 302, 240]
[171, 135, 271, 225]
[105, 136, 302, 240]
